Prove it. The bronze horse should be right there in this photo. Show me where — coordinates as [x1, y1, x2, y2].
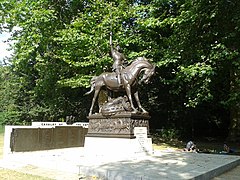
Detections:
[85, 57, 155, 116]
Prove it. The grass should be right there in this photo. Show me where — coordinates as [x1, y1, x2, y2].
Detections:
[152, 133, 240, 155]
[0, 128, 4, 159]
[0, 126, 6, 159]
[0, 169, 51, 180]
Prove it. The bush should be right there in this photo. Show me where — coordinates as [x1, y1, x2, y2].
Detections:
[152, 127, 180, 143]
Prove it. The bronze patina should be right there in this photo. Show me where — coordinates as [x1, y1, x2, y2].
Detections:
[85, 56, 155, 116]
[110, 32, 127, 85]
[85, 33, 155, 138]
[85, 32, 155, 117]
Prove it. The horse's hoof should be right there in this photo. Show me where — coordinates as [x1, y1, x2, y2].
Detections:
[142, 111, 149, 115]
[131, 109, 138, 114]
[142, 110, 148, 113]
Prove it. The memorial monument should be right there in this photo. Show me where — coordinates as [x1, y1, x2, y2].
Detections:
[84, 32, 155, 159]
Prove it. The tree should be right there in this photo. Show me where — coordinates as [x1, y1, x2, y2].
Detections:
[1, 0, 240, 140]
[0, 65, 21, 125]
[153, 0, 240, 138]
[0, 0, 93, 123]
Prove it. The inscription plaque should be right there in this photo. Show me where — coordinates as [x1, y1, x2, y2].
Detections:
[134, 127, 152, 153]
[40, 128, 53, 149]
[54, 126, 68, 148]
[67, 127, 79, 147]
[10, 126, 87, 152]
[11, 128, 39, 151]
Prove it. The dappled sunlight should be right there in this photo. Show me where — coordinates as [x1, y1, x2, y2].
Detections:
[79, 148, 240, 179]
[0, 127, 240, 179]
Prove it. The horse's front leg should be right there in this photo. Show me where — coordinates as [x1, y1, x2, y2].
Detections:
[134, 91, 147, 113]
[125, 84, 138, 113]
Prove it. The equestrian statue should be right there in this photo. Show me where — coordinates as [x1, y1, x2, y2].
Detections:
[85, 33, 155, 116]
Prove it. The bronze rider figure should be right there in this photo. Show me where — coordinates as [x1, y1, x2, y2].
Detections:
[109, 32, 126, 85]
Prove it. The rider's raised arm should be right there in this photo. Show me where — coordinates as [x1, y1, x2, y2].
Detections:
[110, 32, 113, 47]
[109, 32, 115, 58]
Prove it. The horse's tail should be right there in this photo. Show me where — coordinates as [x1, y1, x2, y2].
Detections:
[84, 76, 96, 96]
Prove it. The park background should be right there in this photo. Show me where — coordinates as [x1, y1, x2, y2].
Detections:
[0, 0, 240, 142]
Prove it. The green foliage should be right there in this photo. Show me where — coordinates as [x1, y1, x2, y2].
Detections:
[0, 66, 21, 125]
[152, 127, 180, 143]
[160, 127, 180, 141]
[0, 0, 240, 138]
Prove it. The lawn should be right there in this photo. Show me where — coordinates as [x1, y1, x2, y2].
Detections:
[152, 135, 240, 155]
[0, 127, 4, 159]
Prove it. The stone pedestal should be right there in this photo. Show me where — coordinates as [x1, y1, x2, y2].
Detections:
[84, 113, 153, 161]
[86, 112, 150, 138]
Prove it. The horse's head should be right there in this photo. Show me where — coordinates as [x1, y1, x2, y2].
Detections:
[124, 57, 155, 84]
[139, 64, 155, 84]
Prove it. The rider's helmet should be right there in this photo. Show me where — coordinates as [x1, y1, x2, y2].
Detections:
[116, 45, 121, 52]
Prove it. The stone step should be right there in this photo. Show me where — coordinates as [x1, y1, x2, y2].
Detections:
[1, 148, 240, 180]
[213, 165, 240, 179]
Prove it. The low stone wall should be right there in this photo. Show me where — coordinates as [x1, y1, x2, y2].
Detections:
[4, 125, 88, 154]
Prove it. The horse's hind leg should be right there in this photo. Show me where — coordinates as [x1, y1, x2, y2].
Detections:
[89, 86, 101, 116]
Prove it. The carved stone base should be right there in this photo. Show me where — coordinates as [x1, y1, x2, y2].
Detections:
[86, 112, 150, 138]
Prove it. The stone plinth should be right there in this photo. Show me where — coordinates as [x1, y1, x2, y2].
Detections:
[84, 113, 153, 162]
[86, 112, 150, 138]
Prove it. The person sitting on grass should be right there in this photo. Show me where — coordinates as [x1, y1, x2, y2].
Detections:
[223, 143, 235, 153]
[183, 141, 199, 152]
